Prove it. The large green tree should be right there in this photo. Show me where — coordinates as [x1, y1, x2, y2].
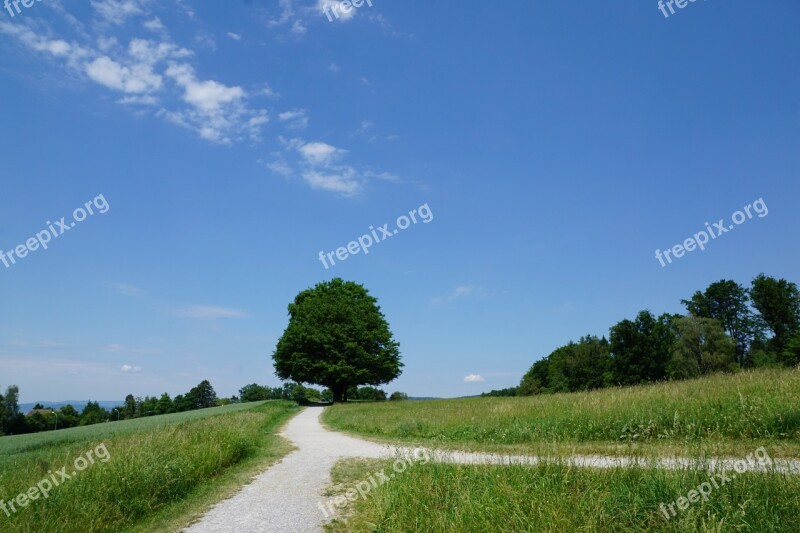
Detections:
[681, 279, 757, 366]
[273, 278, 403, 402]
[750, 274, 800, 358]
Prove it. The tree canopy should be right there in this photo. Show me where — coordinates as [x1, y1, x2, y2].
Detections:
[272, 278, 403, 402]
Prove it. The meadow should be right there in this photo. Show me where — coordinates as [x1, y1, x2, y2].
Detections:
[0, 400, 297, 533]
[325, 457, 800, 532]
[323, 368, 800, 458]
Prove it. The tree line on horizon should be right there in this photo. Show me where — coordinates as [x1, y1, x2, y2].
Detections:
[481, 274, 800, 397]
[0, 380, 219, 436]
[0, 378, 411, 438]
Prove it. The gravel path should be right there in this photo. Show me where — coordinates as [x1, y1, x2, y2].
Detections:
[185, 406, 800, 533]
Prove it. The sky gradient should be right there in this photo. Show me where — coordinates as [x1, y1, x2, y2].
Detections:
[1, 0, 799, 402]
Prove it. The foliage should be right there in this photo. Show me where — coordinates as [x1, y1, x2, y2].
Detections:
[681, 279, 757, 365]
[273, 278, 402, 402]
[750, 273, 800, 355]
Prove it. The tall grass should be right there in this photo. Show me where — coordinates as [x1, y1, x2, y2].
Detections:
[0, 401, 297, 533]
[326, 458, 800, 532]
[324, 369, 800, 452]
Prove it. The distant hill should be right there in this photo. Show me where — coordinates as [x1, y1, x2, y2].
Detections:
[20, 400, 124, 413]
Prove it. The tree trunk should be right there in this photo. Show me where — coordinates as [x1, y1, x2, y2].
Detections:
[331, 383, 347, 403]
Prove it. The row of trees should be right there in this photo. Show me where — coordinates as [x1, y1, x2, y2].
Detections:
[3, 377, 410, 437]
[239, 382, 408, 403]
[0, 380, 220, 436]
[115, 380, 219, 420]
[519, 274, 800, 395]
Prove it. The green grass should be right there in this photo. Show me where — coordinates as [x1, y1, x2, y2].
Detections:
[323, 368, 800, 458]
[0, 400, 298, 533]
[0, 401, 271, 457]
[324, 458, 800, 532]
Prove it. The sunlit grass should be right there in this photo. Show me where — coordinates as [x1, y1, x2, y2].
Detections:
[0, 401, 298, 533]
[323, 368, 800, 457]
[325, 457, 800, 532]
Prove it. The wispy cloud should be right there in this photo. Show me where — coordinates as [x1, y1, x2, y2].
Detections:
[278, 108, 309, 130]
[464, 373, 485, 383]
[432, 286, 475, 304]
[107, 282, 145, 296]
[263, 137, 395, 197]
[121, 364, 142, 372]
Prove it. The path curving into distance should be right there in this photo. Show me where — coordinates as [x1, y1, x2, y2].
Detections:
[184, 407, 800, 533]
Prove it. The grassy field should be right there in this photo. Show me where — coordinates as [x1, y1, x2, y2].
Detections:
[0, 400, 298, 533]
[324, 457, 800, 532]
[323, 368, 800, 457]
[0, 401, 271, 457]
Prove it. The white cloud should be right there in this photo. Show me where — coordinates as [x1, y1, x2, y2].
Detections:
[302, 169, 361, 196]
[166, 63, 244, 112]
[298, 141, 344, 165]
[464, 374, 485, 383]
[91, 0, 147, 26]
[268, 0, 295, 27]
[85, 56, 162, 93]
[163, 63, 267, 144]
[278, 109, 309, 130]
[143, 17, 165, 32]
[121, 364, 142, 372]
[227, 32, 242, 41]
[256, 83, 280, 98]
[0, 22, 85, 64]
[172, 305, 249, 319]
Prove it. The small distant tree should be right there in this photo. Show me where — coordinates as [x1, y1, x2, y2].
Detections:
[356, 386, 387, 401]
[140, 396, 159, 417]
[156, 393, 174, 414]
[389, 392, 408, 401]
[273, 279, 403, 402]
[173, 394, 193, 412]
[26, 412, 50, 433]
[59, 405, 80, 428]
[121, 394, 138, 419]
[80, 401, 108, 426]
[239, 384, 271, 402]
[189, 380, 217, 409]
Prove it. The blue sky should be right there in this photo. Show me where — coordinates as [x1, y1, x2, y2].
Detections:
[1, 0, 798, 402]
